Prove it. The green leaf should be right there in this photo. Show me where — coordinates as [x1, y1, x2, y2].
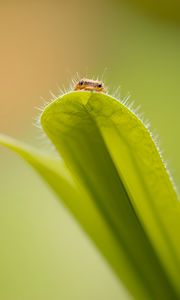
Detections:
[1, 91, 180, 299]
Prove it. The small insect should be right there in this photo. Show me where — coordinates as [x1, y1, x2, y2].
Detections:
[74, 78, 105, 93]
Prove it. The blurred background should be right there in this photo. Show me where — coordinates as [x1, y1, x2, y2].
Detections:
[0, 1, 180, 299]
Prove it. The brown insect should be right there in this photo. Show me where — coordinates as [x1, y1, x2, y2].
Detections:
[74, 78, 105, 92]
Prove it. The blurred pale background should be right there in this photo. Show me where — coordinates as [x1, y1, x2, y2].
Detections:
[0, 1, 180, 299]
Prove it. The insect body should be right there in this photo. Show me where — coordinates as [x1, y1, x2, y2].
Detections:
[74, 78, 105, 92]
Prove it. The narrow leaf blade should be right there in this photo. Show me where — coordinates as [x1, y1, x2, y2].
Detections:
[41, 91, 180, 299]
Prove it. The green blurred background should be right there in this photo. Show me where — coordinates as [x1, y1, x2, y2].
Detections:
[0, 1, 180, 299]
